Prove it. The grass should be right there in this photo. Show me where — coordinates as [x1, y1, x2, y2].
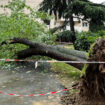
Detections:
[51, 62, 81, 79]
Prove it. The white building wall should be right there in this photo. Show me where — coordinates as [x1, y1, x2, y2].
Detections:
[0, 0, 43, 14]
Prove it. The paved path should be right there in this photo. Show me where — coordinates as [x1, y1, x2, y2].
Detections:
[0, 62, 65, 105]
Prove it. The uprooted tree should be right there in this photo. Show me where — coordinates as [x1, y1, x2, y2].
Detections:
[2, 37, 105, 105]
[79, 38, 105, 105]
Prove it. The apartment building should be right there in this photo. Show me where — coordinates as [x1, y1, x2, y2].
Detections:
[55, 17, 89, 32]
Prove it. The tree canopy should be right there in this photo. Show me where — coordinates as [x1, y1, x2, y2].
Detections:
[39, 0, 105, 32]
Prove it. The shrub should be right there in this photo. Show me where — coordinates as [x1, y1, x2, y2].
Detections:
[74, 32, 99, 51]
[0, 0, 56, 59]
[56, 30, 74, 42]
[97, 30, 105, 36]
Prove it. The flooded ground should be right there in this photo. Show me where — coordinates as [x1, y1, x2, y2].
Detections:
[0, 62, 68, 105]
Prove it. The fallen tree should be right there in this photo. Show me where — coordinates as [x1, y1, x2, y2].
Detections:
[1, 37, 88, 70]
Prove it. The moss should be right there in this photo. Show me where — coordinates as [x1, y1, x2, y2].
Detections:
[88, 43, 95, 56]
[81, 64, 88, 76]
[81, 43, 96, 76]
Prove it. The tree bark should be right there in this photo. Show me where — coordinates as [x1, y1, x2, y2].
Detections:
[68, 0, 76, 44]
[69, 15, 76, 44]
[6, 37, 88, 70]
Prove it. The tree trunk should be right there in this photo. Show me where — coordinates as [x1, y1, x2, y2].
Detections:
[69, 0, 76, 44]
[69, 15, 76, 44]
[5, 37, 88, 70]
[79, 38, 105, 105]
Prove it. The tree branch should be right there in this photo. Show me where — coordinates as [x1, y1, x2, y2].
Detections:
[3, 37, 88, 70]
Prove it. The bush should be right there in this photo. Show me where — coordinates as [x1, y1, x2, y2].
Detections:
[56, 30, 74, 42]
[97, 30, 105, 36]
[0, 0, 56, 59]
[74, 31, 99, 51]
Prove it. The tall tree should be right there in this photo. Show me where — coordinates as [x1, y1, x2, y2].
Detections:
[39, 0, 105, 43]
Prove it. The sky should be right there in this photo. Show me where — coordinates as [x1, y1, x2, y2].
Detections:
[89, 0, 105, 3]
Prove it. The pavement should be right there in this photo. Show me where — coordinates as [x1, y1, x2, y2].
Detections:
[0, 62, 65, 105]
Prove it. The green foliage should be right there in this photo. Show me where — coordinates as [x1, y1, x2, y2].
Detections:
[40, 0, 105, 32]
[74, 30, 105, 51]
[0, 0, 56, 59]
[56, 30, 74, 42]
[73, 0, 105, 32]
[74, 31, 99, 51]
[39, 0, 67, 19]
[97, 30, 105, 36]
[89, 20, 105, 32]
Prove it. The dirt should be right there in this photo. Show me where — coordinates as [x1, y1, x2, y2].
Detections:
[61, 92, 79, 105]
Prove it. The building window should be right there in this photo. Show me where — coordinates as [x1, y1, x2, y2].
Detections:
[82, 22, 88, 27]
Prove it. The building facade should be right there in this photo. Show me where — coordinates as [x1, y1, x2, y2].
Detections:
[55, 17, 89, 32]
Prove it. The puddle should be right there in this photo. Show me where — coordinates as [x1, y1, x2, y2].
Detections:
[0, 62, 66, 105]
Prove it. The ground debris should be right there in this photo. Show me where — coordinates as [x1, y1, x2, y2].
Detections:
[61, 92, 79, 105]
